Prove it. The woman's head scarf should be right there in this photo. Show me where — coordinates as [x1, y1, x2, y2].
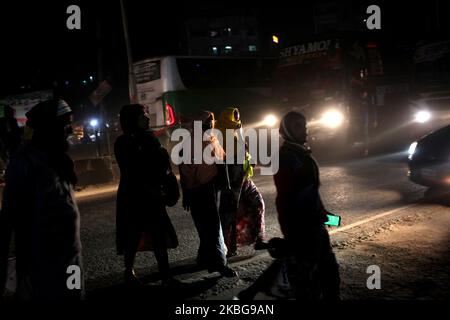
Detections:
[119, 104, 145, 134]
[196, 110, 215, 132]
[218, 107, 241, 131]
[279, 111, 306, 145]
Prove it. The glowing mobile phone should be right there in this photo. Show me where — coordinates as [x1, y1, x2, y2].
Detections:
[325, 214, 341, 227]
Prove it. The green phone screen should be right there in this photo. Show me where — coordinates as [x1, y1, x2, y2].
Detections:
[325, 214, 341, 227]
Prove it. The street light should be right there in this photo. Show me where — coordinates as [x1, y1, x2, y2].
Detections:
[90, 118, 99, 128]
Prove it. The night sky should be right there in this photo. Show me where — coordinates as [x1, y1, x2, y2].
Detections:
[1, 1, 448, 99]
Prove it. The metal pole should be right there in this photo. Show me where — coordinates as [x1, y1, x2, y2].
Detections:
[95, 126, 100, 158]
[96, 20, 103, 158]
[436, 0, 440, 30]
[96, 19, 112, 169]
[120, 0, 137, 103]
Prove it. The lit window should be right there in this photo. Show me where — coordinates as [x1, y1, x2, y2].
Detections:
[212, 47, 218, 55]
[224, 46, 232, 53]
[248, 45, 257, 52]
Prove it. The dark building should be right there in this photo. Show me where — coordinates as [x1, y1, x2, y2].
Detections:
[184, 6, 273, 56]
[312, 1, 368, 33]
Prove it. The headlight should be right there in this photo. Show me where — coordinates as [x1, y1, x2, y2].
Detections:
[414, 111, 431, 123]
[408, 141, 417, 160]
[321, 110, 344, 128]
[263, 114, 278, 127]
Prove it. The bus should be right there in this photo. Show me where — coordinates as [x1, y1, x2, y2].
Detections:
[132, 56, 278, 146]
[272, 36, 383, 152]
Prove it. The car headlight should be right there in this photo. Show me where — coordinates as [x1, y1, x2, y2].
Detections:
[321, 110, 344, 128]
[408, 141, 417, 160]
[263, 114, 278, 127]
[414, 111, 431, 123]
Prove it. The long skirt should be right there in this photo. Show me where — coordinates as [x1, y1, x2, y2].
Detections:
[116, 190, 178, 255]
[221, 178, 265, 254]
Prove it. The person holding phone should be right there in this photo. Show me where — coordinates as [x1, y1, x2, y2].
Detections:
[273, 111, 340, 300]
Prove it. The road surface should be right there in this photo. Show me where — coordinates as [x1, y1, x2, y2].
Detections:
[74, 151, 450, 300]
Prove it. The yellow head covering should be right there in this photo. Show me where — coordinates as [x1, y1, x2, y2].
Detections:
[217, 107, 253, 178]
[217, 107, 241, 152]
[218, 107, 241, 132]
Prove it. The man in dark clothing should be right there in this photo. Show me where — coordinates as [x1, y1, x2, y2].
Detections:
[0, 99, 83, 301]
[273, 111, 340, 300]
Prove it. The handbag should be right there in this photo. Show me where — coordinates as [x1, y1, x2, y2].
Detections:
[162, 169, 180, 207]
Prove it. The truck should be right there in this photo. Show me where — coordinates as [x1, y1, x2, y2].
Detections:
[272, 36, 383, 154]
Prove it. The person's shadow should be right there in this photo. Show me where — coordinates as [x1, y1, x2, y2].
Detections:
[86, 274, 221, 301]
[85, 255, 250, 301]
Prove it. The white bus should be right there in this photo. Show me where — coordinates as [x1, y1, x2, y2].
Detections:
[132, 55, 278, 142]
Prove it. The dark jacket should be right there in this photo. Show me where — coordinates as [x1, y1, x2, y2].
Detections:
[0, 145, 82, 300]
[115, 131, 177, 254]
[274, 141, 328, 242]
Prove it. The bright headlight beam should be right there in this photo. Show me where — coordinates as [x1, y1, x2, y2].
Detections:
[263, 114, 278, 127]
[414, 111, 431, 123]
[408, 141, 418, 160]
[321, 110, 344, 128]
[408, 141, 417, 156]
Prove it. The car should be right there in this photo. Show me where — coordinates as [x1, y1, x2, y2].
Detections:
[408, 124, 450, 187]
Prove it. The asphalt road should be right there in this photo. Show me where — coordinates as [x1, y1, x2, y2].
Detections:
[76, 149, 433, 298]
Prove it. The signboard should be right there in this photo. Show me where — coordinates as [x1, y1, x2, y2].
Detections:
[3, 90, 53, 127]
[89, 80, 112, 106]
[134, 60, 161, 84]
[133, 59, 163, 105]
[279, 39, 341, 67]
